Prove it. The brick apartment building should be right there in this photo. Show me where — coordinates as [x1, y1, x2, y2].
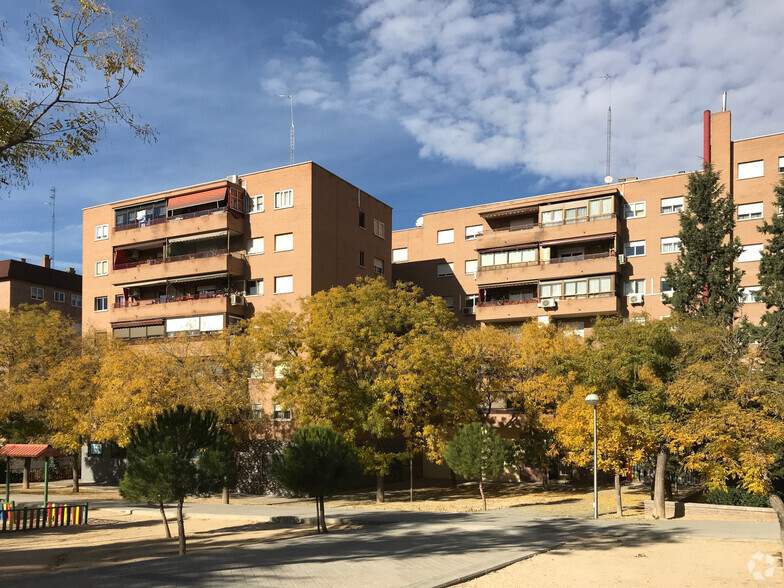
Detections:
[392, 109, 781, 335]
[0, 255, 82, 328]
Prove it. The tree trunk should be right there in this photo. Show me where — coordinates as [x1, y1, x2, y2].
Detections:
[479, 477, 487, 511]
[23, 458, 30, 489]
[176, 499, 186, 556]
[652, 448, 668, 519]
[159, 502, 172, 539]
[376, 475, 385, 503]
[542, 469, 550, 490]
[614, 472, 623, 517]
[320, 495, 328, 534]
[768, 493, 784, 575]
[315, 497, 321, 533]
[72, 451, 80, 494]
[450, 468, 458, 489]
[409, 458, 414, 503]
[222, 486, 229, 504]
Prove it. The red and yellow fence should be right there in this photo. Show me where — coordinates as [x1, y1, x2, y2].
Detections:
[0, 502, 88, 532]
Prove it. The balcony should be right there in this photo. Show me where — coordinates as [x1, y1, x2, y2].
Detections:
[476, 214, 619, 251]
[477, 294, 622, 323]
[113, 251, 246, 285]
[476, 298, 541, 322]
[112, 293, 247, 321]
[477, 252, 620, 284]
[111, 207, 245, 246]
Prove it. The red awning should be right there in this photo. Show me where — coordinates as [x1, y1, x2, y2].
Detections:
[540, 233, 616, 247]
[480, 205, 539, 219]
[479, 280, 538, 289]
[111, 318, 165, 329]
[0, 444, 60, 458]
[167, 187, 227, 210]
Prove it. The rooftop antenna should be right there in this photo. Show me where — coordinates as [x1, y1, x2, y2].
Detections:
[46, 187, 55, 265]
[279, 93, 294, 165]
[600, 74, 614, 184]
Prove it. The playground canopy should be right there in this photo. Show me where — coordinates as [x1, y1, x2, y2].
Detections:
[1, 444, 61, 504]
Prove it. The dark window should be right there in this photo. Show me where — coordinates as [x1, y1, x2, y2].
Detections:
[359, 211, 366, 228]
[359, 251, 365, 267]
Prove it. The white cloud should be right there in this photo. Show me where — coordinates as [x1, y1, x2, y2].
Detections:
[261, 56, 345, 110]
[269, 0, 784, 182]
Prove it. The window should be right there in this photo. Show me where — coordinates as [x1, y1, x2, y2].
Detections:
[738, 160, 764, 180]
[624, 279, 645, 296]
[565, 206, 588, 223]
[274, 233, 293, 252]
[373, 258, 384, 276]
[560, 319, 585, 337]
[624, 241, 646, 257]
[624, 202, 645, 219]
[359, 211, 366, 228]
[247, 279, 263, 296]
[737, 202, 764, 221]
[272, 404, 292, 421]
[661, 237, 681, 254]
[660, 278, 674, 294]
[274, 364, 288, 379]
[588, 276, 612, 296]
[437, 229, 454, 244]
[251, 403, 264, 420]
[247, 237, 264, 255]
[589, 197, 613, 217]
[742, 286, 761, 303]
[250, 364, 264, 379]
[392, 248, 408, 263]
[95, 224, 109, 240]
[541, 209, 563, 224]
[623, 316, 646, 325]
[465, 259, 478, 274]
[442, 296, 454, 310]
[479, 248, 536, 268]
[540, 282, 562, 298]
[358, 251, 365, 267]
[373, 219, 386, 239]
[248, 194, 264, 213]
[739, 244, 764, 262]
[661, 197, 684, 215]
[563, 279, 587, 298]
[274, 275, 293, 294]
[436, 262, 454, 278]
[779, 157, 784, 174]
[465, 225, 483, 240]
[273, 189, 293, 209]
[54, 291, 65, 303]
[465, 294, 478, 314]
[71, 294, 82, 307]
[94, 296, 108, 312]
[30, 287, 44, 300]
[94, 260, 108, 276]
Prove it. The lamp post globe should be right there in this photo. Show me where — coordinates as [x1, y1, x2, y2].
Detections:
[585, 393, 600, 519]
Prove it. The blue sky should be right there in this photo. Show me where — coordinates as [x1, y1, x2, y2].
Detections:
[1, 0, 782, 272]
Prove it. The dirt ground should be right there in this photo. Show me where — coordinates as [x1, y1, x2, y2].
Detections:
[461, 535, 783, 587]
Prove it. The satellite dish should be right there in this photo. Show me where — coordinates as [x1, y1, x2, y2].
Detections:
[604, 176, 613, 184]
[415, 216, 424, 228]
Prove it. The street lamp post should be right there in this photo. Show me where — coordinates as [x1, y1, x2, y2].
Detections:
[585, 393, 600, 519]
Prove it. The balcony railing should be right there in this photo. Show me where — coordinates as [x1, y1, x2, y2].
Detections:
[114, 206, 232, 232]
[478, 298, 539, 307]
[113, 291, 233, 309]
[489, 223, 539, 233]
[476, 251, 614, 274]
[547, 251, 613, 264]
[113, 249, 242, 271]
[487, 213, 616, 233]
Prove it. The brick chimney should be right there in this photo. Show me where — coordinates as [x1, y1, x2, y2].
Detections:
[20, 258, 26, 263]
[42, 254, 51, 269]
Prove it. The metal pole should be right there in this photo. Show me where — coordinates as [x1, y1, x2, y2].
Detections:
[4, 457, 9, 503]
[593, 404, 598, 519]
[44, 460, 49, 506]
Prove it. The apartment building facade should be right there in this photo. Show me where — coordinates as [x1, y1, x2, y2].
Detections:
[0, 255, 82, 328]
[392, 109, 782, 334]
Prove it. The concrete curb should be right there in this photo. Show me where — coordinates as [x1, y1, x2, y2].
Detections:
[91, 507, 359, 527]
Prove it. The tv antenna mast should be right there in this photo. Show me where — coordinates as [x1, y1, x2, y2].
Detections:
[279, 93, 294, 164]
[599, 74, 614, 184]
[46, 187, 56, 264]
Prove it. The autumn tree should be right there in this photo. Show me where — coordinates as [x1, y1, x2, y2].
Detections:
[445, 423, 507, 510]
[271, 427, 362, 533]
[755, 177, 784, 365]
[0, 0, 154, 190]
[248, 277, 457, 502]
[120, 406, 234, 555]
[663, 163, 744, 323]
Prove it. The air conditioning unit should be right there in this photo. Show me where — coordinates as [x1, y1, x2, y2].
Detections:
[618, 254, 627, 265]
[538, 298, 557, 309]
[226, 174, 240, 185]
[128, 288, 141, 298]
[230, 294, 244, 305]
[629, 293, 644, 305]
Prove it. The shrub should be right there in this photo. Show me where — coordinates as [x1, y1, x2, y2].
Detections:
[705, 487, 770, 508]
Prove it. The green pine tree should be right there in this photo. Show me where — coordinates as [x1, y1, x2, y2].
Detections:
[664, 163, 744, 323]
[756, 178, 784, 365]
[445, 423, 506, 510]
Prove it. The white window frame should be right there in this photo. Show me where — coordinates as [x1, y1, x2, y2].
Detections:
[465, 259, 478, 275]
[779, 156, 784, 174]
[373, 219, 386, 239]
[251, 403, 264, 419]
[274, 275, 294, 294]
[248, 194, 264, 213]
[624, 241, 646, 257]
[247, 237, 265, 255]
[623, 202, 645, 219]
[465, 225, 483, 240]
[661, 197, 684, 215]
[737, 202, 764, 221]
[661, 237, 681, 254]
[742, 286, 761, 304]
[373, 258, 384, 276]
[247, 279, 263, 296]
[738, 160, 764, 180]
[30, 287, 44, 300]
[94, 260, 108, 276]
[95, 224, 109, 240]
[392, 248, 408, 263]
[436, 262, 454, 278]
[54, 291, 65, 303]
[437, 229, 455, 245]
[624, 279, 645, 296]
[274, 233, 293, 252]
[738, 244, 764, 263]
[660, 278, 674, 294]
[273, 189, 293, 210]
[94, 296, 108, 312]
[272, 403, 292, 421]
[71, 294, 82, 307]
